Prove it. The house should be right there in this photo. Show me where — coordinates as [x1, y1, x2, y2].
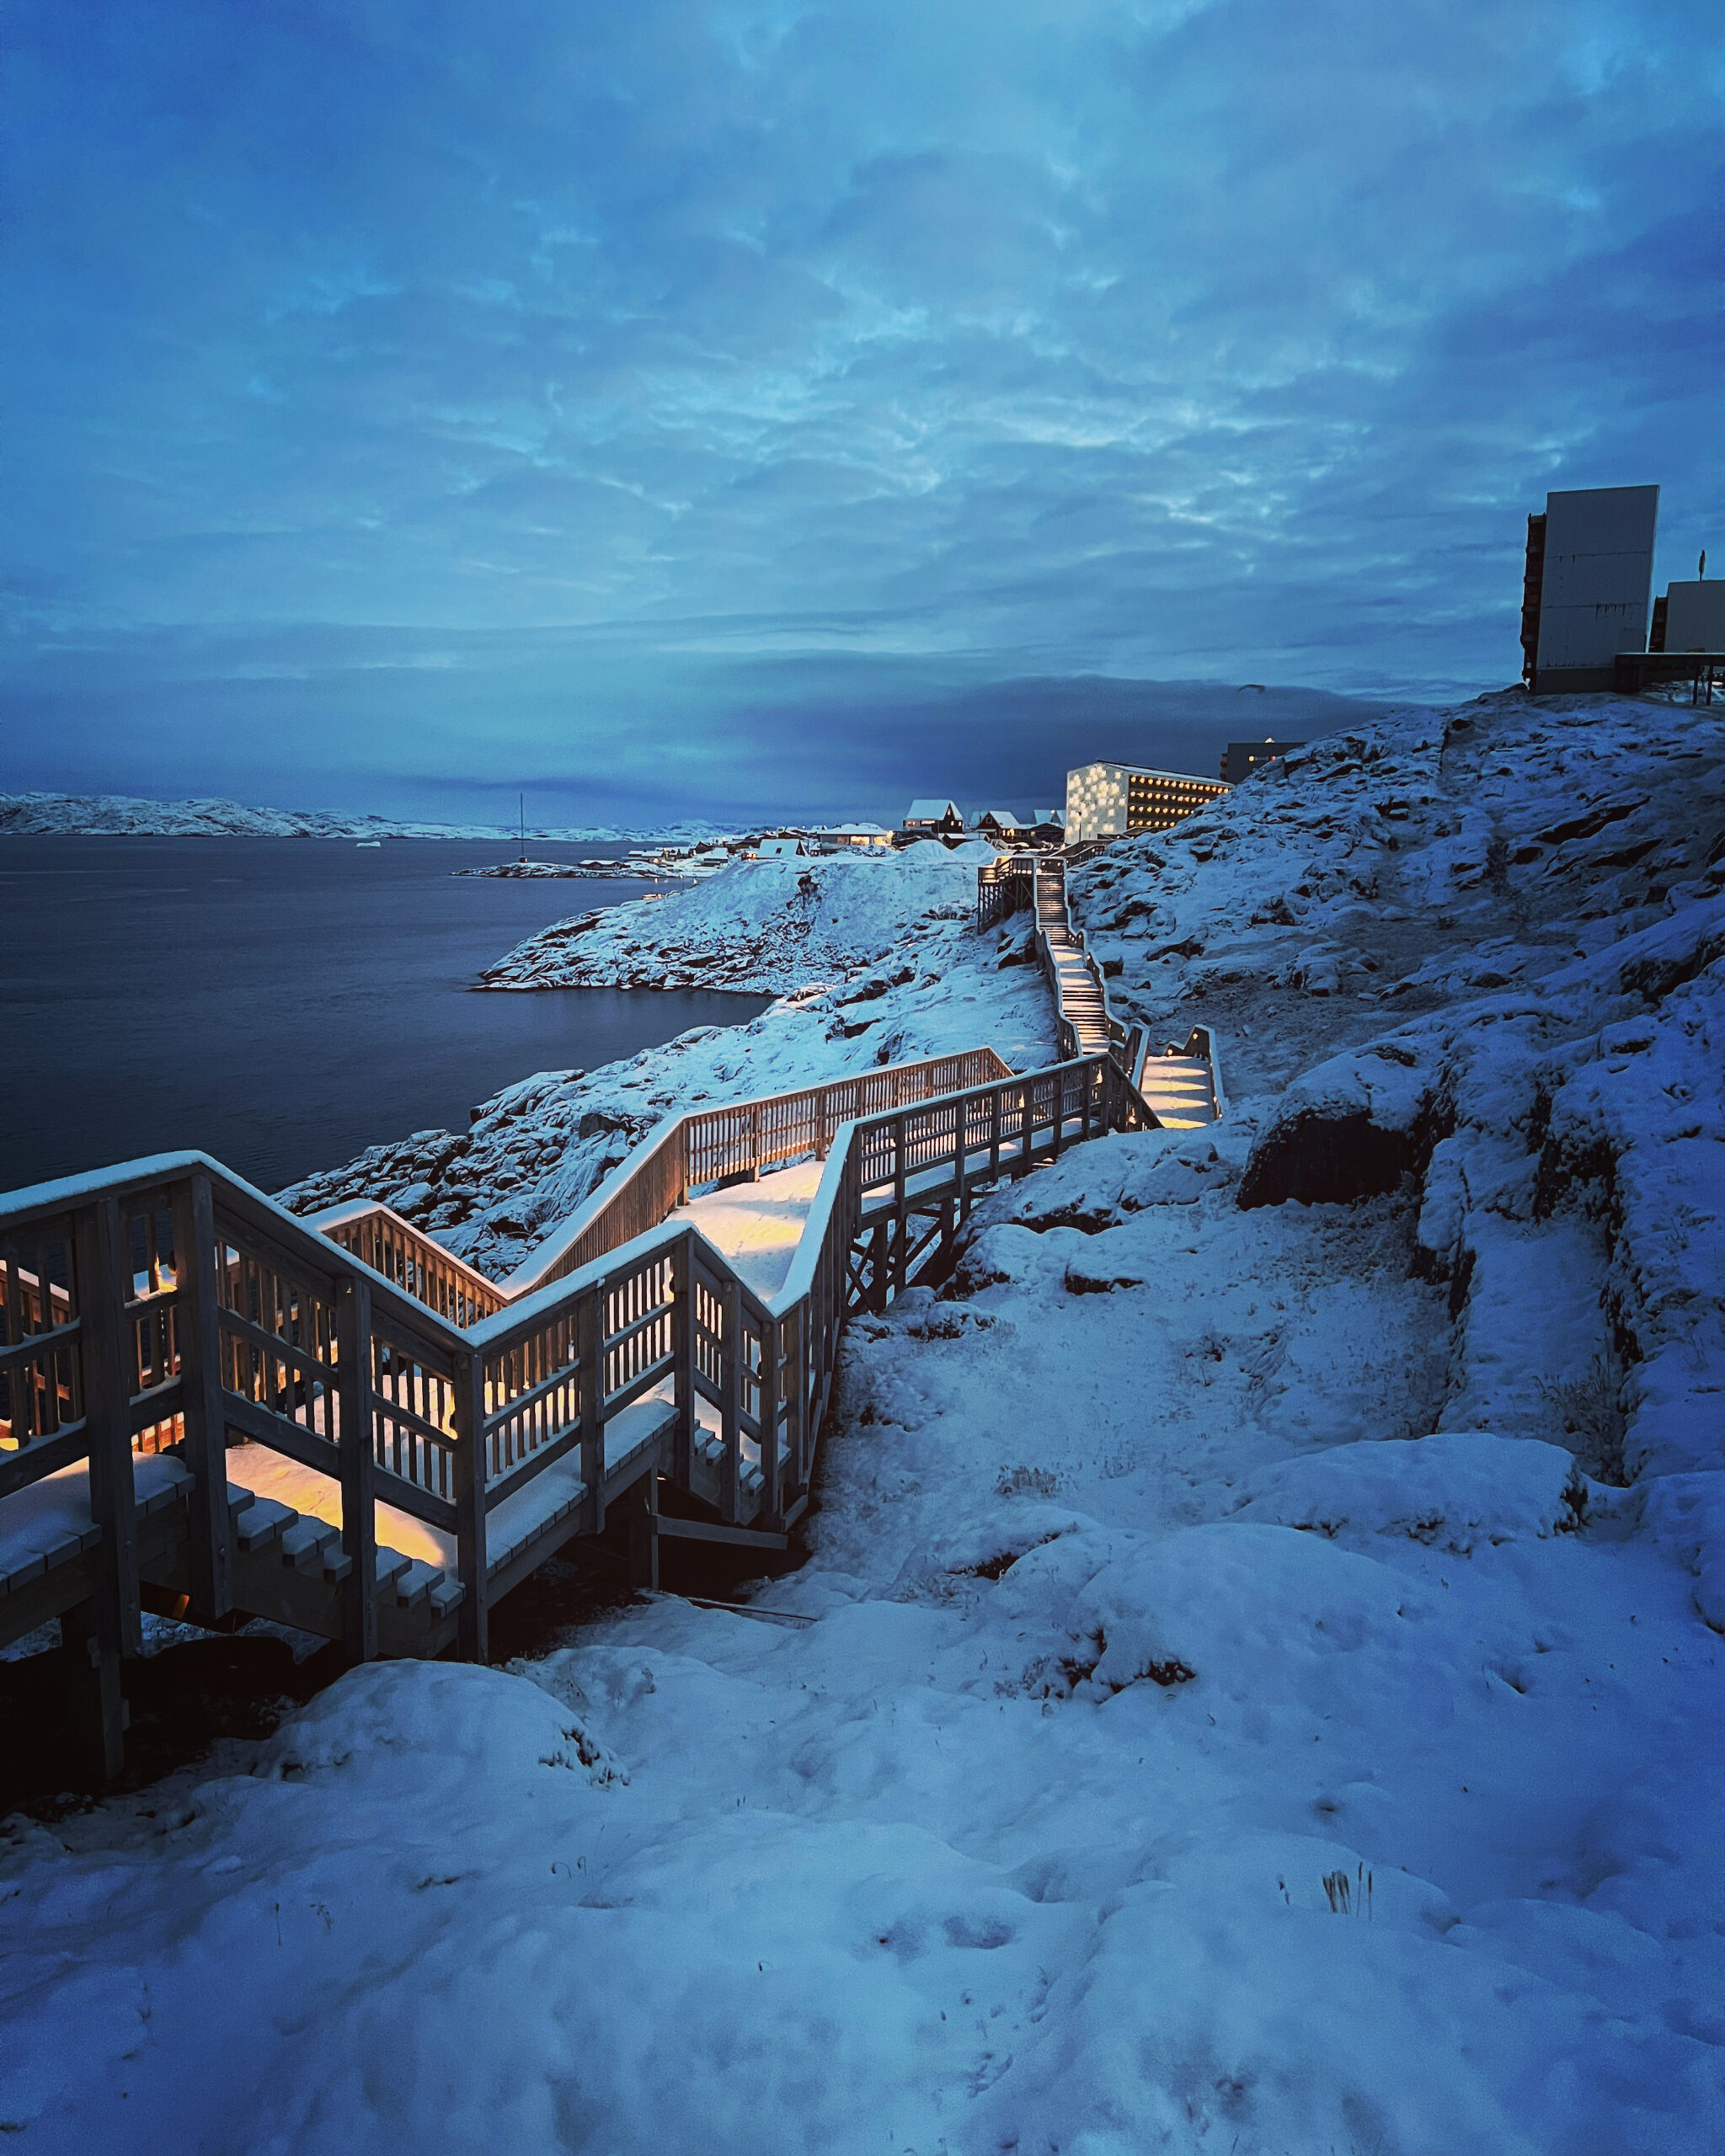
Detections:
[901, 798, 965, 841]
[1028, 808, 1065, 846]
[756, 837, 805, 858]
[1220, 739, 1305, 784]
[1065, 762, 1230, 841]
[972, 808, 1028, 841]
[806, 823, 895, 855]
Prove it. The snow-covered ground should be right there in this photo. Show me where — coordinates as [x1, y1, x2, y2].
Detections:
[280, 841, 1049, 1279]
[477, 836, 1001, 993]
[4, 694, 1723, 2153]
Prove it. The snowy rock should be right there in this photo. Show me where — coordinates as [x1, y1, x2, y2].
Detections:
[1231, 1433, 1587, 1553]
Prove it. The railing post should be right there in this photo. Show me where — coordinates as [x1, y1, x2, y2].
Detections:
[759, 1312, 781, 1528]
[719, 1277, 741, 1522]
[73, 1196, 142, 1778]
[892, 1111, 910, 1299]
[579, 1283, 605, 1534]
[990, 1084, 1002, 1182]
[453, 1347, 489, 1662]
[1017, 1080, 1034, 1177]
[174, 1172, 234, 1620]
[628, 1470, 659, 1592]
[785, 1304, 807, 1493]
[672, 1232, 694, 1488]
[335, 1274, 378, 1662]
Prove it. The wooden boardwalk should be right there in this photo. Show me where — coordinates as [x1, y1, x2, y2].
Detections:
[975, 848, 1221, 1123]
[1, 1043, 1188, 1777]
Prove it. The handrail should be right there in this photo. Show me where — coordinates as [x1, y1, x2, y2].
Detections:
[1, 1043, 1147, 1760]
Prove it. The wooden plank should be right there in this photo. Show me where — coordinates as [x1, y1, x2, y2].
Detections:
[210, 1200, 341, 1305]
[0, 1316, 82, 1375]
[656, 1515, 787, 1553]
[0, 1420, 91, 1502]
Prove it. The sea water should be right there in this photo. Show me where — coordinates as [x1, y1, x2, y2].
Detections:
[0, 837, 768, 1193]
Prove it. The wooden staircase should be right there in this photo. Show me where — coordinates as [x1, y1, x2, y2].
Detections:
[2, 1046, 1159, 1779]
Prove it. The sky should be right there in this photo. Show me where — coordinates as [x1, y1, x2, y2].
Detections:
[2, 0, 1721, 826]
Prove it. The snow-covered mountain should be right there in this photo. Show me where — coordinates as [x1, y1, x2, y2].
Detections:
[0, 790, 736, 841]
[7, 691, 1723, 2153]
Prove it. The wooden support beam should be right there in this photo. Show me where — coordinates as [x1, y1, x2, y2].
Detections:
[656, 1515, 787, 1552]
[174, 1173, 233, 1620]
[74, 1197, 142, 1779]
[719, 1277, 741, 1523]
[759, 1314, 782, 1529]
[671, 1233, 694, 1489]
[453, 1348, 489, 1663]
[578, 1289, 605, 1535]
[628, 1473, 660, 1591]
[335, 1273, 378, 1663]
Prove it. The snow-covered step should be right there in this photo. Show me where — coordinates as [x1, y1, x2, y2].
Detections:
[1137, 1054, 1216, 1128]
[392, 1558, 446, 1610]
[232, 1497, 296, 1553]
[374, 1548, 412, 1591]
[277, 1515, 343, 1574]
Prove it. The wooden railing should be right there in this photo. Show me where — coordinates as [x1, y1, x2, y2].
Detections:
[2, 1035, 1167, 1784]
[977, 854, 1035, 930]
[1025, 857, 1146, 1081]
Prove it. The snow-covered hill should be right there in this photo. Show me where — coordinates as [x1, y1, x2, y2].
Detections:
[0, 790, 736, 841]
[6, 694, 1723, 2153]
[477, 839, 999, 994]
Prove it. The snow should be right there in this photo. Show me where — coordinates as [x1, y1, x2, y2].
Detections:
[0, 791, 736, 841]
[672, 1157, 825, 1299]
[5, 693, 1725, 2152]
[0, 1455, 191, 1588]
[477, 837, 1000, 993]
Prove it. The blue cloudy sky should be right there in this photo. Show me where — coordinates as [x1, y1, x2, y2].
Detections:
[3, 0, 1720, 825]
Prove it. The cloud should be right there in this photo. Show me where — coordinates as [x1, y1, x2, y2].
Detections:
[2, 0, 1719, 809]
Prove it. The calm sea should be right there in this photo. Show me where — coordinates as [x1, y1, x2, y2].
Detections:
[0, 837, 767, 1194]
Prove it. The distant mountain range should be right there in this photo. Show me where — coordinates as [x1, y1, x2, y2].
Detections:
[0, 792, 733, 842]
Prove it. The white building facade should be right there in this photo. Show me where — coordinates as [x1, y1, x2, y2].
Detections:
[1065, 761, 1230, 841]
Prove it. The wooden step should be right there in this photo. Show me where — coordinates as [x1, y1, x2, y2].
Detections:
[232, 1497, 296, 1554]
[392, 1558, 446, 1610]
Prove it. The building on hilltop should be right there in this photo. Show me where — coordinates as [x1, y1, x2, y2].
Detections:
[1220, 739, 1306, 785]
[1520, 484, 1660, 694]
[806, 823, 894, 854]
[1028, 808, 1065, 846]
[1065, 761, 1230, 841]
[900, 798, 965, 841]
[972, 808, 1028, 841]
[1650, 578, 1725, 654]
[756, 836, 806, 858]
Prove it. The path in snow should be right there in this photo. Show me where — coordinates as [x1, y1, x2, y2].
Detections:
[670, 1156, 825, 1299]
